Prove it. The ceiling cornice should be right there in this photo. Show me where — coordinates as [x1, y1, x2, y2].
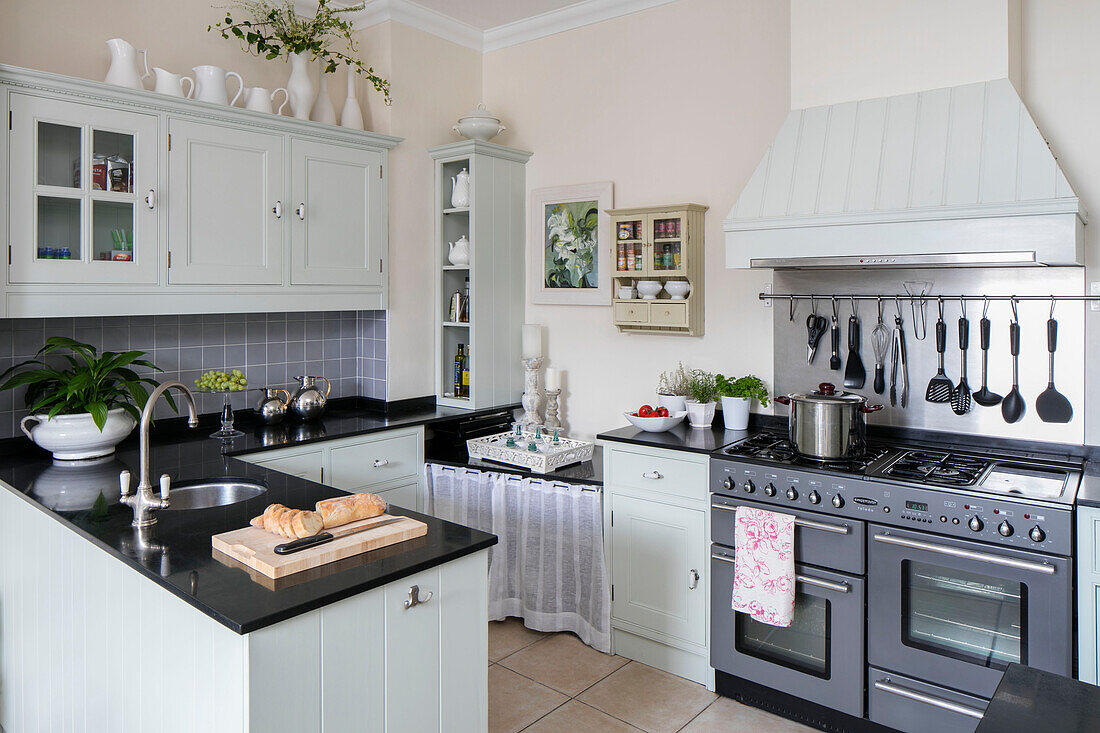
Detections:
[346, 0, 484, 51]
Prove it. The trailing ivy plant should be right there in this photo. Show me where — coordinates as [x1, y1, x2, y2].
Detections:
[715, 373, 770, 407]
[0, 337, 173, 431]
[210, 0, 391, 105]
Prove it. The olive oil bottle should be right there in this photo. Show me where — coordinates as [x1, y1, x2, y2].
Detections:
[453, 344, 465, 397]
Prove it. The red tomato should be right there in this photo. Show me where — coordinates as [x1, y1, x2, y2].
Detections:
[655, 406, 669, 417]
[638, 404, 655, 418]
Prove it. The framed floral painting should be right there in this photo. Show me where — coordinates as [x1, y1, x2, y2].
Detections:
[528, 182, 613, 305]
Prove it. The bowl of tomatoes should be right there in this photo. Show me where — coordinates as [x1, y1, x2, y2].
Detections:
[624, 404, 688, 432]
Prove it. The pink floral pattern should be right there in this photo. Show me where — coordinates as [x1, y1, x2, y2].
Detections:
[731, 506, 795, 627]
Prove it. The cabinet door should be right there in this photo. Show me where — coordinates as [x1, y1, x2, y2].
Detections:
[612, 215, 649, 277]
[242, 447, 323, 482]
[611, 493, 706, 645]
[375, 481, 419, 512]
[649, 210, 686, 276]
[290, 138, 382, 286]
[167, 118, 283, 285]
[384, 567, 441, 732]
[9, 94, 159, 285]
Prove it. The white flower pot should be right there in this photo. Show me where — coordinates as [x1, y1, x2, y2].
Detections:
[720, 396, 751, 431]
[657, 394, 687, 413]
[20, 408, 136, 460]
[685, 400, 716, 429]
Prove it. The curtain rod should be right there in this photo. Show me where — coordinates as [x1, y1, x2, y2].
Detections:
[758, 293, 1100, 302]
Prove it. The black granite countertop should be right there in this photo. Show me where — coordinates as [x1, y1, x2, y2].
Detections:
[975, 664, 1100, 733]
[0, 401, 513, 634]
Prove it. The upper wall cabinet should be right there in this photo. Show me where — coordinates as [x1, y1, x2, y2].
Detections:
[0, 64, 401, 318]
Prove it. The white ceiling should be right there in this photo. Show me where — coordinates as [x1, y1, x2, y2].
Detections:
[406, 0, 585, 30]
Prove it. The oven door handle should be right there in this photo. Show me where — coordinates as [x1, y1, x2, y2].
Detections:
[710, 553, 850, 594]
[872, 532, 1056, 575]
[711, 501, 851, 535]
[873, 678, 985, 720]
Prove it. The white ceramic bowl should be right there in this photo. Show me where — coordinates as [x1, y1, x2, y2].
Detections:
[664, 280, 691, 299]
[452, 104, 506, 141]
[623, 410, 687, 432]
[636, 280, 663, 300]
[617, 286, 636, 300]
[20, 408, 136, 460]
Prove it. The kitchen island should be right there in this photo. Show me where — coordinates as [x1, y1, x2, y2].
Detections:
[0, 414, 498, 733]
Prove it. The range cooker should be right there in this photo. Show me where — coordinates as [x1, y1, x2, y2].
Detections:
[709, 430, 1080, 733]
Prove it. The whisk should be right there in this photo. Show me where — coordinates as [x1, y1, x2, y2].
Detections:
[871, 298, 890, 395]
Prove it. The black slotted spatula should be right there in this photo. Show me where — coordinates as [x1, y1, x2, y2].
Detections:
[843, 313, 866, 389]
[925, 300, 954, 403]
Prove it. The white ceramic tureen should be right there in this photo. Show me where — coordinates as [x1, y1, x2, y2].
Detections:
[453, 103, 506, 141]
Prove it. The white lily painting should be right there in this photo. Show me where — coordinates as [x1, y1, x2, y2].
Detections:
[543, 200, 599, 289]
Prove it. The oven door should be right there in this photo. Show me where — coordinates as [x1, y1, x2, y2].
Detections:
[710, 544, 865, 717]
[868, 524, 1072, 698]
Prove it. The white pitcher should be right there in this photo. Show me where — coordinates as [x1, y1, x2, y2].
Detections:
[152, 67, 193, 98]
[448, 235, 470, 266]
[192, 65, 243, 106]
[450, 168, 470, 208]
[104, 38, 150, 90]
[244, 87, 288, 115]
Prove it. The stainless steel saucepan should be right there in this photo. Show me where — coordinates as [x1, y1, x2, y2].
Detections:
[774, 382, 883, 460]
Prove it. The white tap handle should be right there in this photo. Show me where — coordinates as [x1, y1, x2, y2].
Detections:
[159, 474, 171, 500]
[119, 470, 131, 496]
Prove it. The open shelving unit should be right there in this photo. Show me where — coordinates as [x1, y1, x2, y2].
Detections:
[429, 140, 532, 409]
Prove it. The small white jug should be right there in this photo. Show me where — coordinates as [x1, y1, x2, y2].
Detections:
[450, 168, 470, 208]
[244, 87, 289, 115]
[448, 235, 470, 266]
[152, 67, 193, 98]
[192, 65, 244, 106]
[104, 38, 150, 90]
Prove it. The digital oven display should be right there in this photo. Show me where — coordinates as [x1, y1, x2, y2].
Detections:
[905, 500, 929, 512]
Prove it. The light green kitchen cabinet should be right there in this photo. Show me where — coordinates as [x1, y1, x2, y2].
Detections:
[1078, 505, 1100, 683]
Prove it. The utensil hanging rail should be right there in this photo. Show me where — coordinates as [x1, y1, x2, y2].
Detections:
[760, 293, 1100, 303]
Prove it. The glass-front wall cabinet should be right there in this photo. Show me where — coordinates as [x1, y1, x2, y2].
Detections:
[10, 94, 158, 284]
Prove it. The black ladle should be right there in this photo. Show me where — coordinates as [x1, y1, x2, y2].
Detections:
[1036, 310, 1073, 423]
[1001, 313, 1025, 424]
[972, 304, 1002, 407]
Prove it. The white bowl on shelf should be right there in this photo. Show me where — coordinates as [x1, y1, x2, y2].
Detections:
[636, 280, 662, 300]
[617, 285, 636, 300]
[623, 410, 687, 432]
[663, 280, 691, 299]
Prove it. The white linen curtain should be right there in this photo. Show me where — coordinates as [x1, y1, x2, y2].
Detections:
[424, 463, 611, 653]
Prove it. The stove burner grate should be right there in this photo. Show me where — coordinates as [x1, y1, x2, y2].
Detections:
[884, 450, 991, 487]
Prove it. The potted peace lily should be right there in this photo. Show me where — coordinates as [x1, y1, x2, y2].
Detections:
[684, 369, 719, 429]
[655, 361, 691, 412]
[716, 374, 769, 431]
[0, 337, 172, 460]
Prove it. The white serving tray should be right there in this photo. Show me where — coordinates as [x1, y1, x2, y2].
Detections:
[466, 430, 595, 474]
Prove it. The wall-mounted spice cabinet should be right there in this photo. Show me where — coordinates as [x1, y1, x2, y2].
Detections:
[608, 204, 706, 335]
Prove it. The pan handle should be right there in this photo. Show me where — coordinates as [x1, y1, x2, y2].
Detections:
[860, 404, 884, 413]
[774, 396, 790, 405]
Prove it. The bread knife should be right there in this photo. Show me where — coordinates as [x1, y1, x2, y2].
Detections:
[273, 515, 405, 555]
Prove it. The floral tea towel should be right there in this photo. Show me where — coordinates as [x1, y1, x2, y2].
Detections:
[731, 505, 795, 627]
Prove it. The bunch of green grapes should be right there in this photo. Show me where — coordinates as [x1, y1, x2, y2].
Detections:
[195, 369, 248, 392]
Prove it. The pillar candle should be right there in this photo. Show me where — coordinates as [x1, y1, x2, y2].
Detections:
[522, 324, 542, 359]
[545, 367, 559, 391]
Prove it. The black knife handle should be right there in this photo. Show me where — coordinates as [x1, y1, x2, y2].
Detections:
[958, 317, 969, 350]
[936, 319, 946, 354]
[1048, 318, 1057, 353]
[274, 532, 334, 555]
[1009, 321, 1020, 357]
[980, 317, 991, 350]
[848, 316, 860, 351]
[874, 364, 885, 394]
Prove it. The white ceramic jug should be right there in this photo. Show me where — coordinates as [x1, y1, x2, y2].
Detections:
[448, 235, 470, 266]
[192, 65, 243, 106]
[450, 168, 470, 208]
[104, 38, 150, 90]
[152, 67, 193, 98]
[244, 87, 288, 115]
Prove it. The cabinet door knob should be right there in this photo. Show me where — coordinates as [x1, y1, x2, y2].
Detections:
[641, 470, 663, 480]
[688, 568, 700, 591]
[296, 203, 306, 220]
[373, 458, 389, 468]
[272, 201, 282, 218]
[145, 189, 156, 210]
[404, 584, 433, 609]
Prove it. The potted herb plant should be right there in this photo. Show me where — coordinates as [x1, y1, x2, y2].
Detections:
[684, 369, 719, 428]
[0, 337, 172, 460]
[656, 361, 691, 412]
[716, 374, 770, 431]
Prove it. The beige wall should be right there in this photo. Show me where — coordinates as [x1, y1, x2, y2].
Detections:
[483, 0, 791, 438]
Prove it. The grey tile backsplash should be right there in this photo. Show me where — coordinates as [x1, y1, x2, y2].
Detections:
[0, 311, 387, 439]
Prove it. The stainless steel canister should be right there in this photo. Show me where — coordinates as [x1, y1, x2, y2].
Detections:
[774, 382, 883, 460]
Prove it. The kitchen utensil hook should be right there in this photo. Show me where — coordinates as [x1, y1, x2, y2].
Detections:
[810, 294, 817, 315]
[831, 296, 839, 321]
[895, 296, 904, 322]
[850, 295, 858, 317]
[1049, 295, 1056, 319]
[937, 296, 944, 321]
[983, 296, 990, 319]
[789, 296, 796, 321]
[877, 297, 885, 323]
[1010, 296, 1019, 323]
[959, 296, 966, 319]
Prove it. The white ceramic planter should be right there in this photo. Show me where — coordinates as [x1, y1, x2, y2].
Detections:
[720, 396, 751, 430]
[21, 408, 136, 460]
[657, 394, 687, 413]
[685, 400, 716, 428]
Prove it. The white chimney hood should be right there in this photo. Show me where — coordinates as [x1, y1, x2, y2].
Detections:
[725, 79, 1086, 268]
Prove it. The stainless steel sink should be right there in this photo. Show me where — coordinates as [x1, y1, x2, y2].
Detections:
[162, 479, 267, 510]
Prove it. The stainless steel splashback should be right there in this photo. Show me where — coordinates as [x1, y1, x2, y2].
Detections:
[771, 268, 1086, 445]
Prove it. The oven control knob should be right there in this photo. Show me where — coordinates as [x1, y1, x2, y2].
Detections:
[997, 520, 1014, 537]
[968, 516, 984, 532]
[808, 490, 820, 505]
[831, 494, 844, 509]
[723, 477, 734, 490]
[1029, 525, 1046, 543]
[786, 487, 798, 501]
[743, 480, 756, 494]
[763, 484, 777, 497]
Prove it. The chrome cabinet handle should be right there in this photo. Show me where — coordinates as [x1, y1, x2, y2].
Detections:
[688, 568, 699, 590]
[404, 584, 433, 609]
[296, 203, 306, 220]
[272, 201, 282, 218]
[710, 501, 851, 535]
[641, 470, 663, 480]
[373, 459, 389, 468]
[710, 553, 850, 594]
[873, 679, 985, 720]
[145, 189, 156, 210]
[872, 532, 1056, 575]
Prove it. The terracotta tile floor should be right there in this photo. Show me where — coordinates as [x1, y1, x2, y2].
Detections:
[488, 618, 816, 733]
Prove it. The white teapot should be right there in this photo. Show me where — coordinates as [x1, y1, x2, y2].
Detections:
[448, 235, 470, 266]
[450, 168, 470, 208]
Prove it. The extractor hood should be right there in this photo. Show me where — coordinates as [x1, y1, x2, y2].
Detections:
[725, 79, 1086, 268]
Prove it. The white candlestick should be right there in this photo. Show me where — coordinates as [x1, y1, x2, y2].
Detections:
[522, 324, 542, 359]
[545, 367, 560, 391]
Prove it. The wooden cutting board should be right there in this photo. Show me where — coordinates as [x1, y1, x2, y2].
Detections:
[211, 514, 428, 579]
